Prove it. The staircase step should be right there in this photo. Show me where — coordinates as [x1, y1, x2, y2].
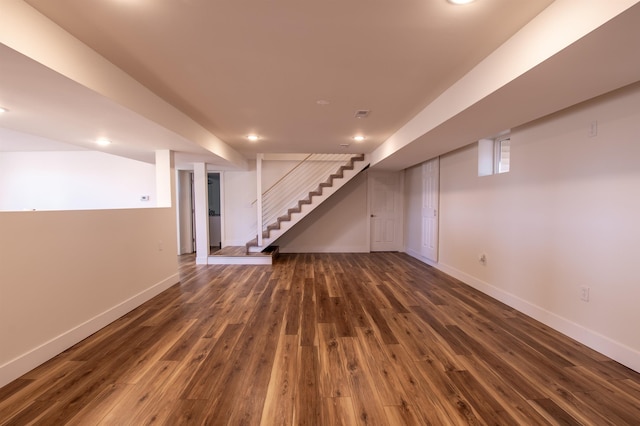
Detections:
[246, 153, 369, 251]
[278, 214, 291, 222]
[209, 246, 277, 265]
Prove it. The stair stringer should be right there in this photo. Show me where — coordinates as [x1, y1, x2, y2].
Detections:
[248, 154, 369, 252]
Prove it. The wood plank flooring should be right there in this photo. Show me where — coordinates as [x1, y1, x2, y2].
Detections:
[1, 252, 639, 425]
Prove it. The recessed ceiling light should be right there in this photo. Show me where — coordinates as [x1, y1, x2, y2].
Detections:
[316, 100, 330, 106]
[340, 143, 350, 148]
[0, 107, 8, 113]
[96, 138, 111, 146]
[353, 135, 366, 142]
[247, 134, 260, 142]
[447, 0, 476, 4]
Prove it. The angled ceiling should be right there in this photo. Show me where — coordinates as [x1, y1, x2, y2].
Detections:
[1, 0, 640, 170]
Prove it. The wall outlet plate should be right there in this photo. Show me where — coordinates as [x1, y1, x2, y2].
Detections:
[580, 286, 590, 302]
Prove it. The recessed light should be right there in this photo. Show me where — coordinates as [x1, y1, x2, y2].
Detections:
[247, 134, 260, 141]
[316, 99, 330, 106]
[0, 107, 8, 113]
[352, 135, 366, 142]
[340, 143, 350, 148]
[96, 138, 111, 146]
[447, 0, 476, 4]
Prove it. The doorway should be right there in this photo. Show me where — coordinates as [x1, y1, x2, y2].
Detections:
[369, 170, 403, 252]
[208, 173, 221, 251]
[176, 170, 223, 255]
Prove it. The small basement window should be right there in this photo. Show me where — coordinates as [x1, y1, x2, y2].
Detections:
[495, 137, 510, 174]
[478, 133, 510, 176]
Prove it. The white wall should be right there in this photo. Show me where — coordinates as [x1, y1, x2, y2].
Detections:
[0, 151, 156, 211]
[404, 163, 424, 253]
[276, 171, 369, 253]
[0, 208, 179, 387]
[405, 82, 640, 372]
[177, 170, 194, 254]
[222, 158, 370, 251]
[222, 162, 257, 246]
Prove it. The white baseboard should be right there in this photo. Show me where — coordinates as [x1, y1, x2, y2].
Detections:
[279, 245, 370, 254]
[208, 255, 272, 265]
[405, 249, 640, 373]
[0, 273, 180, 388]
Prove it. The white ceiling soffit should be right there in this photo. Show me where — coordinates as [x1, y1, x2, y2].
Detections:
[371, 0, 640, 170]
[0, 0, 248, 170]
[0, 43, 236, 169]
[2, 0, 639, 171]
[13, 0, 553, 159]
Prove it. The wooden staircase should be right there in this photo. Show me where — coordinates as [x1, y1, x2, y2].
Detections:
[246, 153, 369, 254]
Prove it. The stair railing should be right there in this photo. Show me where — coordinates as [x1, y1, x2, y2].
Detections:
[255, 153, 354, 238]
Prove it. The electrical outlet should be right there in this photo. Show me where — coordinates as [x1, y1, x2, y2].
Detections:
[580, 286, 590, 302]
[588, 120, 598, 137]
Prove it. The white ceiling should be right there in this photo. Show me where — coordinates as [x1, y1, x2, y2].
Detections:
[1, 0, 640, 170]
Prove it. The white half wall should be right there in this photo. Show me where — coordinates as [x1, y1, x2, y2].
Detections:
[406, 82, 640, 372]
[0, 151, 156, 211]
[0, 208, 179, 387]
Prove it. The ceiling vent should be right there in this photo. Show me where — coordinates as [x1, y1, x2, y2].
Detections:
[354, 109, 370, 118]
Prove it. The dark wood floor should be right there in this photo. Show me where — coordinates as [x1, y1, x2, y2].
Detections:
[1, 253, 639, 425]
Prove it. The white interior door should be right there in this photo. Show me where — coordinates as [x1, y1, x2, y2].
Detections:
[370, 171, 402, 252]
[421, 158, 439, 261]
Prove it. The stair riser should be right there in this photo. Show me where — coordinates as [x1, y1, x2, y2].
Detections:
[256, 158, 368, 248]
[247, 154, 369, 250]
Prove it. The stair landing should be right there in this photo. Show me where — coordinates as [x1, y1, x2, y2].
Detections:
[208, 246, 278, 265]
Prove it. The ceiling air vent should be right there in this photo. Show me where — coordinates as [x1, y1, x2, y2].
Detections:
[354, 109, 370, 118]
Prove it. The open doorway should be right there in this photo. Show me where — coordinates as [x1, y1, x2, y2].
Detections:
[177, 169, 223, 256]
[208, 173, 221, 252]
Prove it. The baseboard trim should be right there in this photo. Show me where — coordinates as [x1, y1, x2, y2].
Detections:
[208, 255, 272, 265]
[405, 249, 640, 373]
[0, 273, 180, 388]
[279, 245, 370, 254]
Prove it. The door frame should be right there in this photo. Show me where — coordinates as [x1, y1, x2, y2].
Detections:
[368, 169, 404, 252]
